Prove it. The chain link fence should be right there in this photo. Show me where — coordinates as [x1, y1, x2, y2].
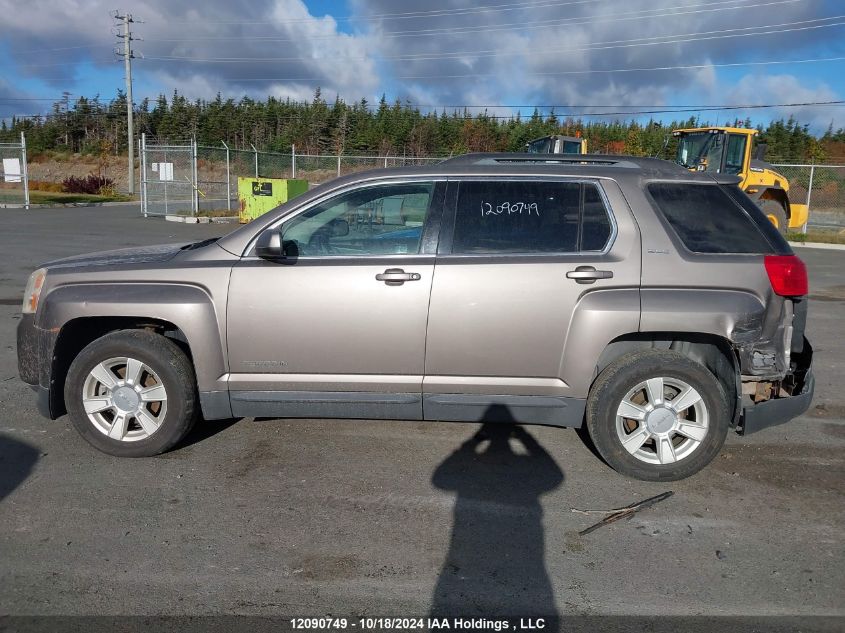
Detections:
[140, 135, 197, 217]
[0, 132, 29, 207]
[772, 164, 845, 230]
[139, 137, 845, 230]
[190, 144, 442, 216]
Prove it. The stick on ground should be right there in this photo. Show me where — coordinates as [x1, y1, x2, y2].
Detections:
[578, 491, 674, 536]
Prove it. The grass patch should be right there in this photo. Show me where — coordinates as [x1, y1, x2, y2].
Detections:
[787, 229, 845, 245]
[29, 191, 132, 205]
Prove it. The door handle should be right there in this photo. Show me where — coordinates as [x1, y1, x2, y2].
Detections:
[376, 268, 421, 285]
[566, 265, 614, 284]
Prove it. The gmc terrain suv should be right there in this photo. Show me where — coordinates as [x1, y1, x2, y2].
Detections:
[17, 154, 814, 480]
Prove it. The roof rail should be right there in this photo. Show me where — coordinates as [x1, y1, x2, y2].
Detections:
[439, 153, 640, 168]
[491, 157, 621, 166]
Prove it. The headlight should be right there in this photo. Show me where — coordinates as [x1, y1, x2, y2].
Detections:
[22, 268, 47, 314]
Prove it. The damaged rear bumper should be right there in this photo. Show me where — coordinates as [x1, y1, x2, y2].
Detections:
[740, 338, 814, 435]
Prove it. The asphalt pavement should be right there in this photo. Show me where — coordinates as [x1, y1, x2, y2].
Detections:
[0, 205, 842, 623]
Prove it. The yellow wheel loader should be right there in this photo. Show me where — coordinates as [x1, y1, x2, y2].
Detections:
[672, 127, 808, 233]
[525, 134, 587, 155]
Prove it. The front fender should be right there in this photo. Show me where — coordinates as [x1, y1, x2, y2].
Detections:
[38, 283, 228, 394]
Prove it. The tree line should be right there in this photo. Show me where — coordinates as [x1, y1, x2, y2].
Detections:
[2, 88, 843, 163]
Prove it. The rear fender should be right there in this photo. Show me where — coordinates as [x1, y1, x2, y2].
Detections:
[640, 288, 790, 379]
[561, 289, 641, 397]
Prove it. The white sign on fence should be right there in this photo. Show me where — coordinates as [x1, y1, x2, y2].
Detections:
[156, 162, 174, 181]
[2, 158, 21, 183]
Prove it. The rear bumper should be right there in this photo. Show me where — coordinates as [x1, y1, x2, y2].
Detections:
[741, 369, 814, 434]
[740, 338, 814, 434]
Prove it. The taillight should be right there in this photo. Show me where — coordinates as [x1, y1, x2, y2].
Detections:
[764, 254, 808, 297]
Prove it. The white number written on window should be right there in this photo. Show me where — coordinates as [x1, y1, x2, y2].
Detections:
[480, 201, 540, 217]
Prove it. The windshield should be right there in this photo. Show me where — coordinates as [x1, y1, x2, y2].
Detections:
[676, 132, 725, 172]
[526, 137, 553, 154]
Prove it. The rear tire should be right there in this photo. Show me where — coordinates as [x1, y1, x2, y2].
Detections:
[759, 198, 788, 235]
[586, 350, 730, 481]
[64, 330, 198, 457]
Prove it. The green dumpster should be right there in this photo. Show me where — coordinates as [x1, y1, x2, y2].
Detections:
[238, 177, 308, 223]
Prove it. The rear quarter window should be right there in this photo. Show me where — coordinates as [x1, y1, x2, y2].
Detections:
[647, 183, 784, 254]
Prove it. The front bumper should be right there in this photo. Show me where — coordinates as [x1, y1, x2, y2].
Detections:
[17, 313, 39, 386]
[740, 338, 814, 435]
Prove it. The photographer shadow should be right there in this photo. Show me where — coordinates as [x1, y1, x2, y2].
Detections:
[430, 408, 564, 618]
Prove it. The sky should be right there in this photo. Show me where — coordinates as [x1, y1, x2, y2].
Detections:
[1, 0, 844, 131]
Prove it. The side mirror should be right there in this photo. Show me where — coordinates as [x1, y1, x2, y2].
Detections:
[255, 228, 283, 259]
[753, 143, 768, 161]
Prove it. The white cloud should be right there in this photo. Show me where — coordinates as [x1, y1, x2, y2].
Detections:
[0, 0, 841, 128]
[722, 73, 841, 129]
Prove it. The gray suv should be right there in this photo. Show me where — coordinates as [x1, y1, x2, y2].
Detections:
[17, 154, 814, 481]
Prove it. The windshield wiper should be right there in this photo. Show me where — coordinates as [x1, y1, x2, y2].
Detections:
[181, 237, 219, 250]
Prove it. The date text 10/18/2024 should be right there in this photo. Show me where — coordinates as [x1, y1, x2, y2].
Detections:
[291, 617, 549, 631]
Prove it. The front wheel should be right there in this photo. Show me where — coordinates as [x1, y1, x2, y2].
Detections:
[586, 350, 730, 481]
[759, 199, 788, 235]
[64, 330, 198, 457]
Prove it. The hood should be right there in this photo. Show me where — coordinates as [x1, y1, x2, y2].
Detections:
[41, 242, 190, 270]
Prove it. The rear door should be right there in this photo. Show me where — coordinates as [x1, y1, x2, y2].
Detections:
[423, 177, 641, 425]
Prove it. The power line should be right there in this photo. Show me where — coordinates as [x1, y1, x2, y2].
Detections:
[12, 44, 112, 55]
[383, 101, 845, 110]
[169, 54, 843, 82]
[141, 16, 845, 64]
[400, 54, 845, 80]
[17, 59, 118, 68]
[145, 0, 800, 42]
[366, 0, 799, 39]
[163, 0, 611, 25]
[402, 15, 845, 62]
[6, 97, 844, 110]
[4, 99, 842, 121]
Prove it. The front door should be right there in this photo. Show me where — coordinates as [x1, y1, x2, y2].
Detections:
[423, 178, 641, 425]
[227, 180, 443, 420]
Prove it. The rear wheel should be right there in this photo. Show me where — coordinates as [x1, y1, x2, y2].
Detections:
[65, 330, 198, 457]
[759, 198, 788, 235]
[586, 350, 730, 481]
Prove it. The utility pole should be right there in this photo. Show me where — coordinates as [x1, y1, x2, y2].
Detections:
[113, 11, 138, 195]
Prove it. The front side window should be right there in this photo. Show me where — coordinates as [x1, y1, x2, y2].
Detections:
[561, 140, 583, 154]
[724, 134, 747, 175]
[451, 181, 612, 254]
[281, 182, 434, 256]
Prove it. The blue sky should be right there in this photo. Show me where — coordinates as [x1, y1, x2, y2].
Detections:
[1, 0, 844, 132]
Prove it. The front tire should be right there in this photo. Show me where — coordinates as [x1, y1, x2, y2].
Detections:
[65, 330, 198, 457]
[759, 198, 788, 235]
[586, 350, 730, 481]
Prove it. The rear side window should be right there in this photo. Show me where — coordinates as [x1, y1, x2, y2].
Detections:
[452, 181, 612, 254]
[648, 183, 778, 254]
[723, 185, 792, 255]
